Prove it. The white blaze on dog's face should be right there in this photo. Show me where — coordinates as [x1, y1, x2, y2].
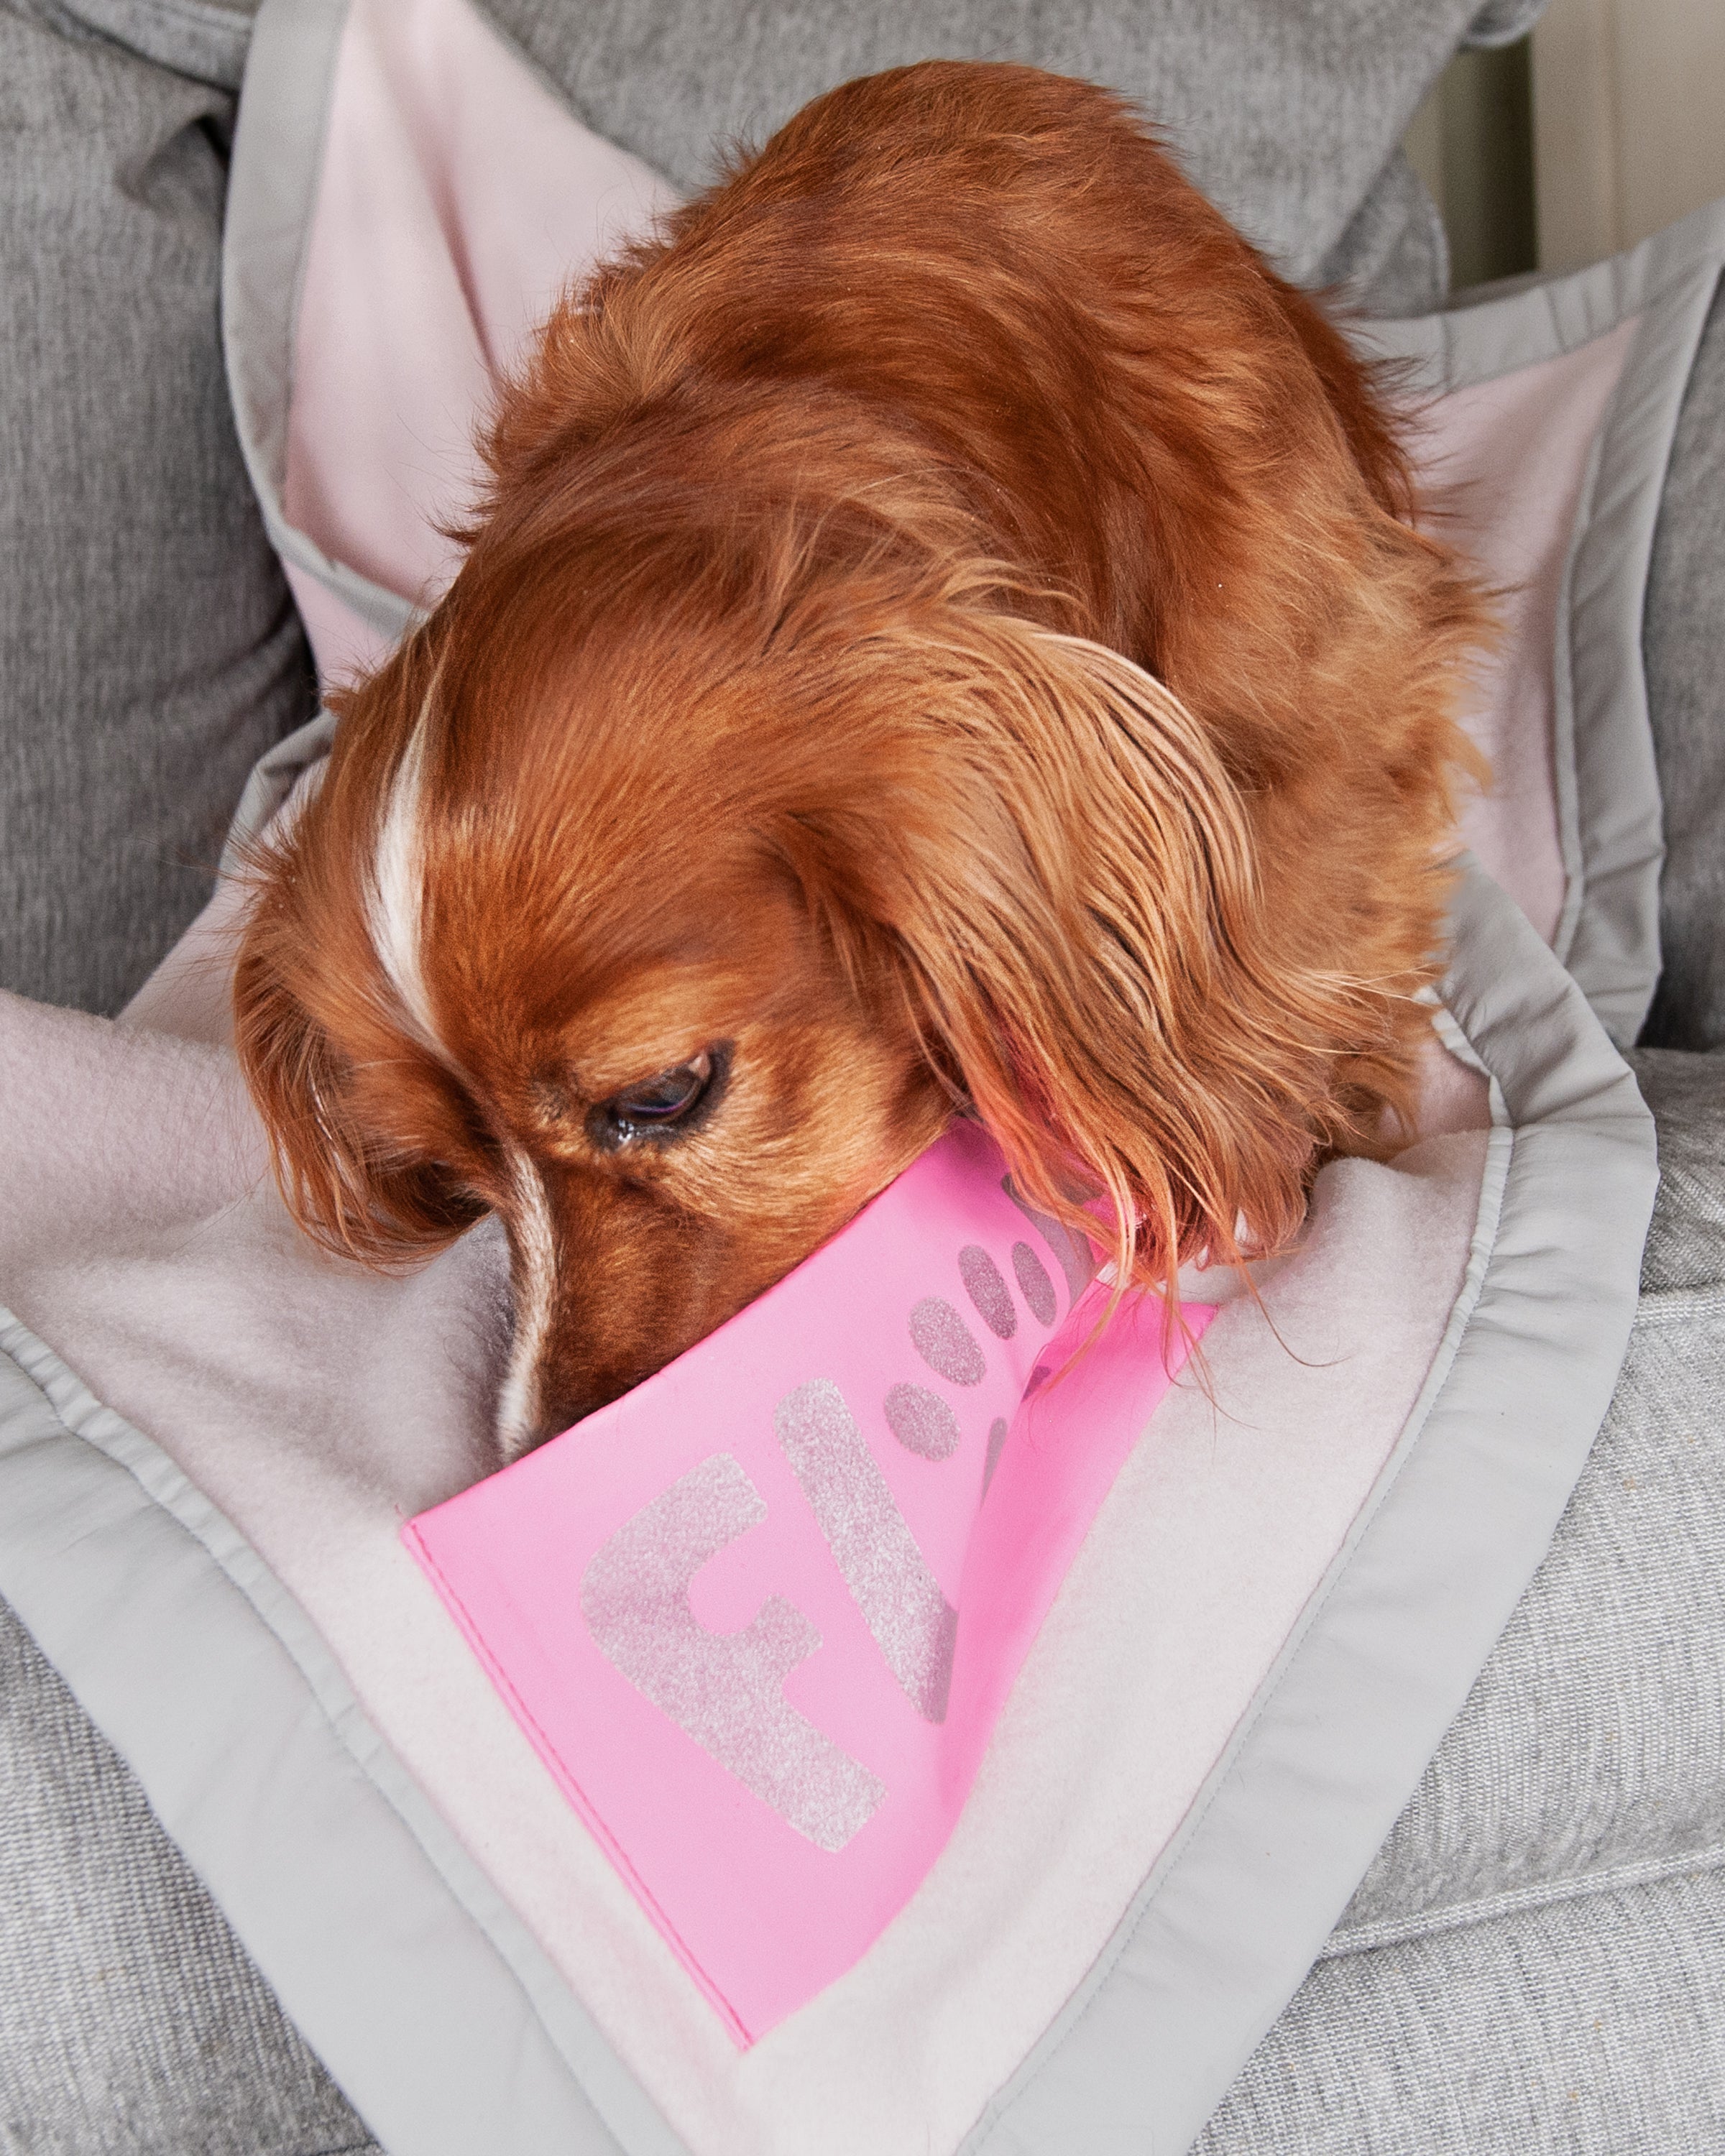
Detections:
[453, 933, 949, 1458]
[354, 735, 951, 1454]
[364, 706, 440, 1055]
[493, 1147, 558, 1455]
[302, 687, 929, 1452]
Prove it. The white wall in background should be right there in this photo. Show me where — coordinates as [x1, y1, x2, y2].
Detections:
[1534, 0, 1725, 272]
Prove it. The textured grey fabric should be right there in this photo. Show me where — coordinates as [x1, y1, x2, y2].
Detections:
[45, 0, 1457, 315]
[11, 0, 257, 86]
[0, 1595, 378, 2156]
[1197, 1866, 1725, 2154]
[1642, 273, 1725, 1054]
[46, 0, 1541, 94]
[1315, 147, 1450, 318]
[0, 4, 315, 1017]
[1196, 1049, 1725, 2150]
[1630, 1047, 1725, 1291]
[480, 0, 1485, 285]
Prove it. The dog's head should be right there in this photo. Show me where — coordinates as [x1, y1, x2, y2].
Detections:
[235, 401, 1375, 1457]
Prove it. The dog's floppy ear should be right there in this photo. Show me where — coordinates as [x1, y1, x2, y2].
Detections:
[791, 613, 1399, 1300]
[232, 835, 484, 1270]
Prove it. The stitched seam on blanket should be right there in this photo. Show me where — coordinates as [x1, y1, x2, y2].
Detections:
[1318, 1838, 1725, 1958]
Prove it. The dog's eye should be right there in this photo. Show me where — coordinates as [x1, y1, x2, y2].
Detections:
[617, 1051, 711, 1120]
[589, 1045, 729, 1148]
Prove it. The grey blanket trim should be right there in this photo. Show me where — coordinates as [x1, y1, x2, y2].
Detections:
[218, 704, 339, 874]
[222, 0, 418, 647]
[1356, 194, 1725, 1051]
[0, 1322, 690, 2156]
[958, 863, 1655, 2156]
[1317, 1835, 1725, 1962]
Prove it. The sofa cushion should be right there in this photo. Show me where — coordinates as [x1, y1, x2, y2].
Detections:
[0, 1593, 374, 2156]
[1200, 1865, 1725, 2153]
[479, 0, 1485, 287]
[1642, 277, 1725, 1052]
[1195, 1046, 1725, 2150]
[0, 4, 313, 1016]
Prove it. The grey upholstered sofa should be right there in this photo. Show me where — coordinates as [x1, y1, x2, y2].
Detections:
[1, 1, 1720, 2150]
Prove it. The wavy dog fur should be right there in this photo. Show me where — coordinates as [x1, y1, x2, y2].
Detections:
[236, 63, 1489, 1456]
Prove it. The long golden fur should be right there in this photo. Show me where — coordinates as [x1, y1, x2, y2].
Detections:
[235, 63, 1488, 1455]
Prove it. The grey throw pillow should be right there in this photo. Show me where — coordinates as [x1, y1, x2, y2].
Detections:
[0, 4, 313, 1016]
[482, 0, 1484, 291]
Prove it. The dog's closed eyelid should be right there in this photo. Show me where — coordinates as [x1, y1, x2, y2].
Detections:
[613, 1049, 712, 1120]
[586, 1042, 732, 1151]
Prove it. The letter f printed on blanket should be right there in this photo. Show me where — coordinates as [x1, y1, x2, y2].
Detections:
[581, 1452, 887, 1853]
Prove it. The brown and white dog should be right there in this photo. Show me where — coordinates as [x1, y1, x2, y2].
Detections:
[234, 63, 1487, 1458]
